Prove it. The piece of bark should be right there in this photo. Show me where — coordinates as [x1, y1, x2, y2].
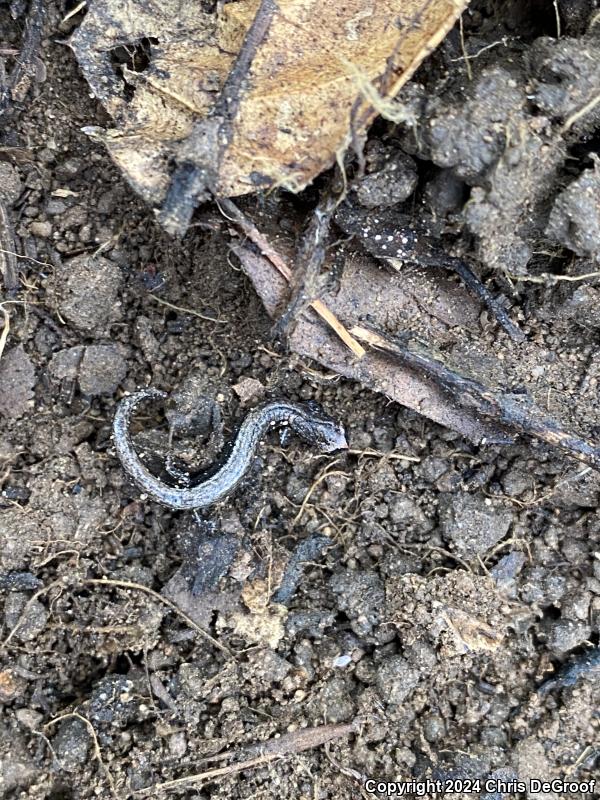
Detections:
[71, 0, 469, 232]
[234, 243, 509, 444]
[352, 324, 600, 471]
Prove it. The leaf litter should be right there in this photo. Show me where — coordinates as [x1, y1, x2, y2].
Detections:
[71, 0, 469, 230]
[69, 0, 600, 472]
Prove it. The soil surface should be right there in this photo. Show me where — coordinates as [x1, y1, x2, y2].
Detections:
[0, 2, 599, 799]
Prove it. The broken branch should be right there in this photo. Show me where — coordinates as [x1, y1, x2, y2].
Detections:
[351, 324, 600, 471]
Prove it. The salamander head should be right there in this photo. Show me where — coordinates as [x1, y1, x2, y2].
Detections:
[292, 401, 348, 453]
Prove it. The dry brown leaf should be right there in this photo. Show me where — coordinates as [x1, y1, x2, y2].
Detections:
[71, 0, 469, 230]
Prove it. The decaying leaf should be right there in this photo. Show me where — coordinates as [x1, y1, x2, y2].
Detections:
[438, 606, 504, 653]
[228, 579, 288, 648]
[234, 241, 508, 444]
[71, 0, 469, 232]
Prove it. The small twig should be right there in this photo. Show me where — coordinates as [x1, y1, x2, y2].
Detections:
[292, 462, 346, 525]
[61, 0, 87, 23]
[507, 270, 600, 285]
[159, 0, 277, 235]
[143, 753, 283, 794]
[219, 198, 365, 358]
[347, 448, 420, 463]
[135, 720, 359, 794]
[553, 0, 561, 37]
[458, 15, 472, 81]
[450, 36, 512, 62]
[213, 0, 277, 125]
[0, 247, 50, 268]
[147, 294, 225, 324]
[273, 190, 338, 341]
[562, 92, 600, 132]
[351, 324, 600, 472]
[445, 256, 525, 343]
[45, 713, 118, 800]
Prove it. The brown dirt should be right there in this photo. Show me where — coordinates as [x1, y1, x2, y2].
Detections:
[0, 2, 598, 799]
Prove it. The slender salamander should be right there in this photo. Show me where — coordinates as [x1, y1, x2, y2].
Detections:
[113, 388, 348, 510]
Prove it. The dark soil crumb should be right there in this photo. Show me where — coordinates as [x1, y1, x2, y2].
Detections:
[0, 2, 598, 799]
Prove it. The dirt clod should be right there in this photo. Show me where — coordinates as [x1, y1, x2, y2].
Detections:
[0, 345, 35, 419]
[546, 162, 600, 259]
[78, 344, 127, 396]
[440, 493, 513, 560]
[53, 718, 90, 772]
[53, 254, 123, 333]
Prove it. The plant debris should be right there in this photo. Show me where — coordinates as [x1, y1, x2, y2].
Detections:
[71, 0, 469, 233]
[0, 0, 45, 117]
[1, 2, 600, 796]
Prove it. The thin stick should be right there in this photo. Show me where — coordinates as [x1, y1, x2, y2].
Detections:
[507, 270, 600, 285]
[273, 191, 338, 339]
[292, 463, 347, 525]
[0, 247, 49, 267]
[61, 0, 86, 24]
[347, 448, 420, 463]
[446, 256, 525, 342]
[159, 0, 277, 235]
[459, 15, 472, 81]
[553, 0, 561, 38]
[562, 92, 600, 132]
[139, 753, 282, 794]
[212, 0, 277, 126]
[0, 303, 10, 360]
[219, 198, 365, 358]
[135, 720, 358, 794]
[351, 324, 600, 472]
